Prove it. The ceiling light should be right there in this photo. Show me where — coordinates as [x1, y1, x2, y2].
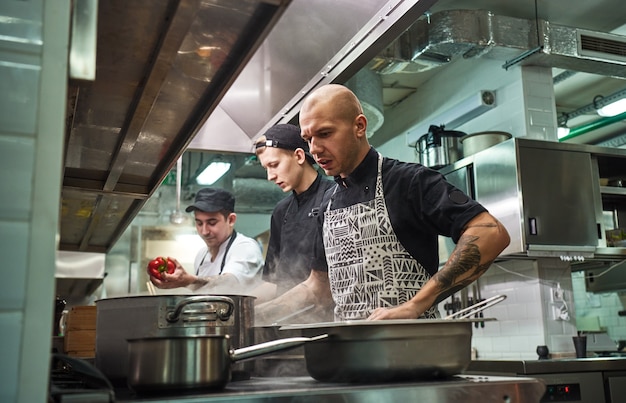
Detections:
[597, 98, 626, 117]
[196, 161, 231, 185]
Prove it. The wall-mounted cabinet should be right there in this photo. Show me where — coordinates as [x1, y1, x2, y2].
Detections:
[438, 138, 626, 263]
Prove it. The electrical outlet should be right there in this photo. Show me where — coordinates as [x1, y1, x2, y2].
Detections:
[551, 287, 565, 302]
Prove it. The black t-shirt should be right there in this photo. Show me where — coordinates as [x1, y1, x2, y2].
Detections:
[312, 147, 486, 276]
[263, 173, 335, 293]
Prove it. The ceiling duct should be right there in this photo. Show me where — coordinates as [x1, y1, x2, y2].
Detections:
[372, 9, 626, 78]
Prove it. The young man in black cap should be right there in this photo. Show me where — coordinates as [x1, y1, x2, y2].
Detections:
[149, 187, 264, 293]
[254, 124, 334, 312]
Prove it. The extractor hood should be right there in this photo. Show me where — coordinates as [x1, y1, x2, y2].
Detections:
[188, 0, 439, 153]
[60, 0, 291, 252]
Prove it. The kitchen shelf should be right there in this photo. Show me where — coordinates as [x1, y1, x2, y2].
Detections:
[600, 186, 626, 196]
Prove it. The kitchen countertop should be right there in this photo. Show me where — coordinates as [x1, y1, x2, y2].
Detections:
[467, 356, 626, 374]
[115, 375, 545, 403]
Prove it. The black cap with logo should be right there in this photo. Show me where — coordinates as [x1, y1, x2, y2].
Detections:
[255, 124, 315, 165]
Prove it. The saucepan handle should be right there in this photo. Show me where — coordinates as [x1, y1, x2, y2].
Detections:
[166, 295, 235, 323]
[231, 334, 328, 362]
[444, 294, 506, 320]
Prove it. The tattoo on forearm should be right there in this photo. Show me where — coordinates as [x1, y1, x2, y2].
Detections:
[433, 234, 492, 293]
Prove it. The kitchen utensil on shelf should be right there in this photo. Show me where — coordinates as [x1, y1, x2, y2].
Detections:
[415, 125, 465, 169]
[460, 131, 512, 157]
[169, 156, 187, 225]
[444, 294, 506, 319]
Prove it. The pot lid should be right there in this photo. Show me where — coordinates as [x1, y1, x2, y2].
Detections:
[417, 125, 466, 149]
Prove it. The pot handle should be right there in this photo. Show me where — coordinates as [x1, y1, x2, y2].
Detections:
[444, 294, 506, 320]
[166, 295, 235, 323]
[231, 334, 328, 362]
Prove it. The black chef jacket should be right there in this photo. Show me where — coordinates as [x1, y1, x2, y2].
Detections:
[263, 173, 335, 294]
[312, 147, 487, 277]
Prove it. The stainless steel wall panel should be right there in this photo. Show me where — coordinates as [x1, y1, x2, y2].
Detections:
[61, 0, 290, 252]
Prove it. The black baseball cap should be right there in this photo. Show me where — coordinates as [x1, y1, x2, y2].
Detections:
[255, 124, 315, 165]
[185, 188, 235, 213]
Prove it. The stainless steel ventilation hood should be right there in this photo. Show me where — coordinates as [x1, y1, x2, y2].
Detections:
[188, 0, 438, 153]
[61, 0, 291, 253]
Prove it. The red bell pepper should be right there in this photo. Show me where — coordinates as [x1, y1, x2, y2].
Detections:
[147, 256, 175, 279]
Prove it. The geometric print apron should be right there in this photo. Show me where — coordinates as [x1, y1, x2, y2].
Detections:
[323, 153, 439, 320]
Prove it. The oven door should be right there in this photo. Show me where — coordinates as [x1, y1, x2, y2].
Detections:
[607, 374, 626, 403]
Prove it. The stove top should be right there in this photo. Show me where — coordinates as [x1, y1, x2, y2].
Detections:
[115, 375, 545, 403]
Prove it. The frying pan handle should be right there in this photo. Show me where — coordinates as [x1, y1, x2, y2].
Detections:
[444, 294, 506, 320]
[166, 295, 235, 323]
[231, 334, 328, 362]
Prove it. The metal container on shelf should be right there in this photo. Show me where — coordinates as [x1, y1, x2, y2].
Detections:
[460, 131, 512, 157]
[416, 125, 465, 169]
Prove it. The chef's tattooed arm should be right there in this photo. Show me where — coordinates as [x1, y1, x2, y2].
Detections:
[435, 236, 490, 291]
[367, 211, 509, 320]
[431, 213, 510, 302]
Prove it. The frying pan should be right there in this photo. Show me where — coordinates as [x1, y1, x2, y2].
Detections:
[127, 334, 327, 392]
[280, 295, 506, 382]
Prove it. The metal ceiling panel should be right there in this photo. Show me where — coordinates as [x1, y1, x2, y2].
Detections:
[61, 0, 290, 252]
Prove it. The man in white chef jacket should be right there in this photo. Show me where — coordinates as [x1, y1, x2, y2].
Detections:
[149, 187, 264, 294]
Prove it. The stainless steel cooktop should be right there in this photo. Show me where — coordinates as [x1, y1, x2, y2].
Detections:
[115, 375, 545, 403]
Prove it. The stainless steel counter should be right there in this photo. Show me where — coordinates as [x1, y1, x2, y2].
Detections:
[467, 356, 626, 374]
[466, 357, 626, 403]
[116, 375, 545, 402]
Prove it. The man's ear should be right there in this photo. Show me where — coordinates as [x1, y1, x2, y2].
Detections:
[355, 113, 368, 138]
[294, 148, 307, 165]
[227, 212, 237, 226]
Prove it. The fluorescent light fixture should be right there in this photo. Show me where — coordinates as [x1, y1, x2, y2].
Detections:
[196, 161, 231, 185]
[597, 98, 626, 117]
[557, 126, 570, 139]
[406, 90, 496, 146]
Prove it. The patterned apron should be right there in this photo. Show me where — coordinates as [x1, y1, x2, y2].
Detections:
[323, 153, 439, 320]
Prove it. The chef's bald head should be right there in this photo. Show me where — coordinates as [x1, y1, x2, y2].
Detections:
[301, 84, 364, 124]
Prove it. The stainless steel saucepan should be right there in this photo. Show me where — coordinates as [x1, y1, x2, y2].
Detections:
[127, 333, 327, 393]
[96, 294, 256, 385]
[280, 295, 506, 382]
